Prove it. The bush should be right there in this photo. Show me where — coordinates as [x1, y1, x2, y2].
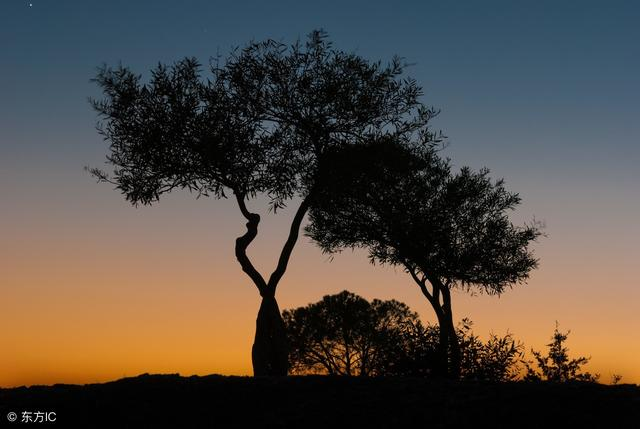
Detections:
[458, 319, 524, 381]
[524, 323, 599, 382]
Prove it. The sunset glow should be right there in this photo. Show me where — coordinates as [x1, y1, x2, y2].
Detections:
[1, 1, 638, 387]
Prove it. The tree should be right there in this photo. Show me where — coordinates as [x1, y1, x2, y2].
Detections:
[283, 290, 422, 376]
[524, 323, 599, 382]
[89, 31, 440, 375]
[306, 138, 542, 378]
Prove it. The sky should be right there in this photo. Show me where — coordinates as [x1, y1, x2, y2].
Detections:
[1, 0, 638, 386]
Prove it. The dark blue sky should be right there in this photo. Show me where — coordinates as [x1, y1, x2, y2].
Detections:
[2, 0, 638, 181]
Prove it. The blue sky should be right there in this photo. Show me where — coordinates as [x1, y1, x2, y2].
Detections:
[2, 0, 638, 180]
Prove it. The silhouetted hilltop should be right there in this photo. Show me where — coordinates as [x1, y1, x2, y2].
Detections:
[1, 374, 638, 428]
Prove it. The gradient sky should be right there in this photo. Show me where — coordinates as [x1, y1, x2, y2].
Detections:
[1, 0, 639, 387]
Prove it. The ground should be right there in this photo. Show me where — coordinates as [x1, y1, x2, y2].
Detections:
[1, 374, 638, 428]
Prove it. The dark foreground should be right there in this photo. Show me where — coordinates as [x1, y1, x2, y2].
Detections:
[1, 374, 639, 429]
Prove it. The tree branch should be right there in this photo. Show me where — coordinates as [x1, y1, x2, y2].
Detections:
[233, 191, 268, 295]
[266, 195, 312, 295]
[406, 263, 435, 305]
[440, 281, 453, 316]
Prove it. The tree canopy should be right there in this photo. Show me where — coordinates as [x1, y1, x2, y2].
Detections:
[283, 290, 422, 376]
[89, 30, 440, 210]
[307, 138, 540, 293]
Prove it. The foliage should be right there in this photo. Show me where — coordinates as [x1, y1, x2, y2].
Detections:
[89, 30, 440, 209]
[524, 323, 599, 382]
[457, 319, 524, 381]
[393, 318, 524, 381]
[283, 291, 422, 376]
[307, 138, 541, 294]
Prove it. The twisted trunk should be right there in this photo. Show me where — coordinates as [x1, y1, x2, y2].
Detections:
[234, 191, 311, 376]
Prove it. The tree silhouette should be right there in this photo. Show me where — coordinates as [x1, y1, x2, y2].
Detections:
[89, 31, 440, 375]
[283, 290, 430, 376]
[306, 138, 542, 378]
[524, 323, 599, 382]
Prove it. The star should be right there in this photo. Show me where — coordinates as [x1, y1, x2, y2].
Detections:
[29, 3, 33, 6]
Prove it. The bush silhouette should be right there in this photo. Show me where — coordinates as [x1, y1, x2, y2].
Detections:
[524, 323, 599, 382]
[457, 319, 524, 381]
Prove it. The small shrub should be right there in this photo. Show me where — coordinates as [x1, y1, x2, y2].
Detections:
[524, 322, 599, 382]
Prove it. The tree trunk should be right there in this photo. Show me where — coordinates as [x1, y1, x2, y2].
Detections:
[435, 311, 450, 378]
[252, 295, 289, 376]
[408, 267, 461, 379]
[444, 312, 461, 379]
[441, 287, 461, 379]
[233, 192, 310, 377]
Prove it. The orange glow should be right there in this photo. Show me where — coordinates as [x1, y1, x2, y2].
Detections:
[1, 190, 639, 387]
